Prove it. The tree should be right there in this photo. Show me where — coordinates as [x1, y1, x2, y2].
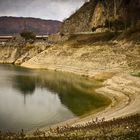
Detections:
[101, 0, 131, 30]
[103, 0, 111, 29]
[114, 0, 117, 19]
[113, 0, 124, 19]
[20, 30, 36, 41]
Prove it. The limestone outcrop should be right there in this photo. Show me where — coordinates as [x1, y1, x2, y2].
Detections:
[60, 0, 140, 34]
[0, 35, 48, 64]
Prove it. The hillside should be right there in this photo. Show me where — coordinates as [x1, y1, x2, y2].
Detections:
[60, 0, 140, 34]
[0, 0, 140, 139]
[1, 29, 138, 140]
[21, 30, 140, 75]
[0, 16, 61, 35]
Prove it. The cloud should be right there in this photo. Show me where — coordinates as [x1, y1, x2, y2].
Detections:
[0, 0, 85, 21]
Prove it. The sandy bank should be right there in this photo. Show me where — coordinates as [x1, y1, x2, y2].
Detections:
[25, 69, 140, 137]
[72, 73, 140, 126]
[20, 41, 140, 133]
[1, 34, 139, 133]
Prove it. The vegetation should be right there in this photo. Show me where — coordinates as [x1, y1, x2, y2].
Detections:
[25, 43, 36, 49]
[0, 114, 139, 140]
[91, 0, 140, 32]
[20, 30, 36, 41]
[61, 25, 140, 48]
[131, 72, 140, 77]
[117, 26, 140, 42]
[105, 19, 126, 31]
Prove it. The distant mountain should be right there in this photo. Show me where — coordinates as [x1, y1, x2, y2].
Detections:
[0, 16, 61, 36]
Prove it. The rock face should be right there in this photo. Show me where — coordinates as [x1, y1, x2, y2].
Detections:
[90, 2, 106, 29]
[0, 17, 61, 36]
[60, 0, 98, 34]
[0, 35, 48, 64]
[60, 0, 140, 34]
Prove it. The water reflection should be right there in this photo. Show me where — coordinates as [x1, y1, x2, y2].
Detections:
[13, 75, 35, 95]
[0, 65, 110, 132]
[12, 69, 109, 115]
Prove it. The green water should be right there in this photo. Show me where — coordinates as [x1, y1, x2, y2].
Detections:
[0, 65, 111, 132]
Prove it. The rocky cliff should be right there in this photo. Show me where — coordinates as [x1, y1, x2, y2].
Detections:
[60, 0, 140, 34]
[0, 17, 61, 35]
[0, 35, 49, 64]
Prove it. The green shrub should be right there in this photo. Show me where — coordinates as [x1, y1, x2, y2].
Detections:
[20, 30, 36, 41]
[105, 19, 127, 31]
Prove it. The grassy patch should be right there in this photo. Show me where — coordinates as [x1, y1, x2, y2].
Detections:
[131, 72, 140, 77]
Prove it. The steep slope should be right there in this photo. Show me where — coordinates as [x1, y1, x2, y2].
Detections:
[0, 0, 140, 133]
[60, 0, 140, 34]
[60, 0, 98, 34]
[0, 16, 61, 35]
[21, 31, 140, 75]
[0, 35, 49, 64]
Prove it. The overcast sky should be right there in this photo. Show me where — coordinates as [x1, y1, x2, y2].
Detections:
[0, 0, 86, 21]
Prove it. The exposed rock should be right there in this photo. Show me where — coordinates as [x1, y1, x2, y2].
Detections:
[0, 35, 49, 64]
[94, 28, 109, 33]
[5, 34, 26, 47]
[60, 0, 140, 34]
[90, 1, 106, 29]
[21, 32, 140, 75]
[48, 33, 70, 43]
[60, 0, 98, 34]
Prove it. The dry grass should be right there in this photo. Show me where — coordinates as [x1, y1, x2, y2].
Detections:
[0, 114, 139, 140]
[63, 32, 120, 48]
[117, 27, 140, 42]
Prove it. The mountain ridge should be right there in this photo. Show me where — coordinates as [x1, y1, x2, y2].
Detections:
[0, 16, 61, 36]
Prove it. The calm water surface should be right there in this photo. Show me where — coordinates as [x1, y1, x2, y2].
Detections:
[0, 65, 110, 132]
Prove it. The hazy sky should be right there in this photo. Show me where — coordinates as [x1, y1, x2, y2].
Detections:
[0, 0, 86, 21]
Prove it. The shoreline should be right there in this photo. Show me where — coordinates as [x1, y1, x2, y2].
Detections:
[20, 63, 140, 135]
[0, 62, 140, 134]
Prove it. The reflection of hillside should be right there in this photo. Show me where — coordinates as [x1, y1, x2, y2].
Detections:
[12, 75, 35, 95]
[35, 71, 110, 116]
[12, 70, 110, 116]
[0, 64, 31, 73]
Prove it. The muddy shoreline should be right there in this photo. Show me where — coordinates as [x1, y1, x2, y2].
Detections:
[22, 66, 140, 136]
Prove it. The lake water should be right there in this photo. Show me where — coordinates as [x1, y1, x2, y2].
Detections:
[0, 65, 110, 132]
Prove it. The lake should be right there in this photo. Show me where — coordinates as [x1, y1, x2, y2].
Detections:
[0, 65, 110, 132]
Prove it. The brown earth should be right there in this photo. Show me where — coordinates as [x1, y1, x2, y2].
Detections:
[0, 16, 61, 35]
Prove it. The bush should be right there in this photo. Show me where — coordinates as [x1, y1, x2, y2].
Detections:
[105, 19, 127, 31]
[20, 31, 36, 41]
[92, 27, 96, 32]
[117, 26, 140, 41]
